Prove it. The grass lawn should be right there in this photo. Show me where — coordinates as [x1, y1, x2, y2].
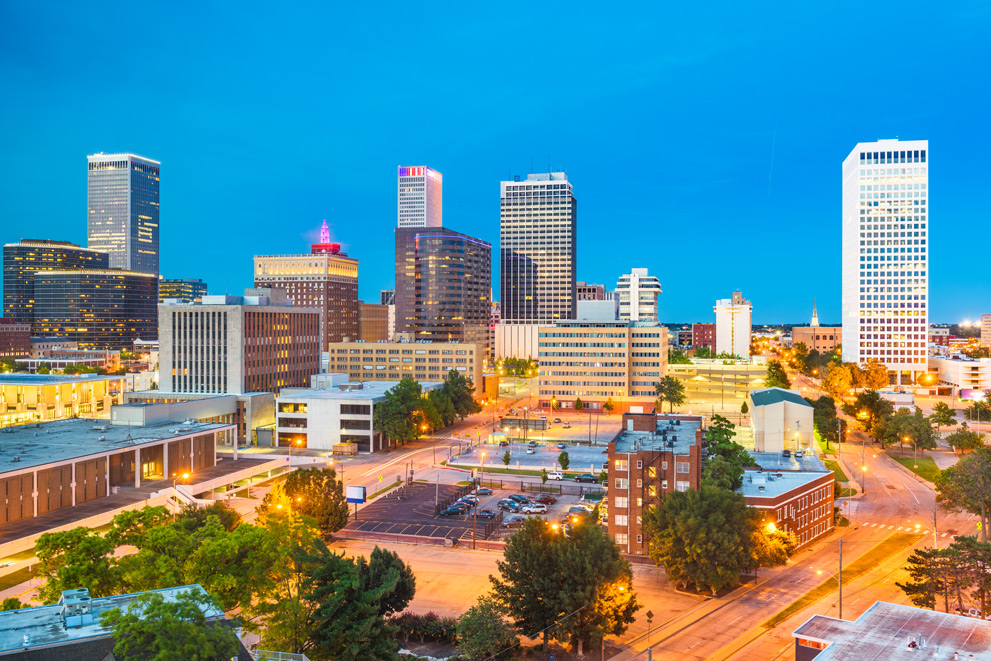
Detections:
[824, 460, 848, 483]
[762, 532, 922, 628]
[892, 455, 941, 483]
[824, 459, 856, 497]
[814, 430, 833, 456]
[369, 481, 402, 499]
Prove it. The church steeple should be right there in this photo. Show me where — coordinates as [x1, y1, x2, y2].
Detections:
[810, 299, 820, 328]
[319, 219, 330, 245]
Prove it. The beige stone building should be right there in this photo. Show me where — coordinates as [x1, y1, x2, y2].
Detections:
[0, 374, 128, 428]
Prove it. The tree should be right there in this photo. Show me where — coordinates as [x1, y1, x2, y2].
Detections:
[361, 546, 416, 617]
[174, 502, 242, 534]
[963, 399, 991, 424]
[843, 390, 895, 443]
[442, 369, 482, 420]
[703, 454, 745, 490]
[935, 448, 991, 542]
[644, 486, 757, 595]
[947, 423, 985, 452]
[456, 595, 519, 660]
[752, 524, 798, 570]
[502, 450, 511, 467]
[303, 540, 401, 660]
[824, 363, 852, 400]
[862, 359, 890, 390]
[555, 523, 639, 655]
[654, 376, 686, 413]
[574, 397, 584, 412]
[668, 348, 692, 364]
[704, 414, 737, 449]
[954, 536, 991, 616]
[0, 598, 24, 611]
[260, 467, 349, 535]
[897, 547, 946, 610]
[107, 506, 173, 547]
[603, 397, 615, 413]
[35, 527, 120, 604]
[373, 378, 424, 445]
[740, 401, 749, 415]
[765, 361, 791, 389]
[541, 468, 548, 485]
[807, 396, 839, 449]
[558, 451, 570, 471]
[99, 588, 239, 661]
[427, 388, 457, 427]
[928, 402, 955, 438]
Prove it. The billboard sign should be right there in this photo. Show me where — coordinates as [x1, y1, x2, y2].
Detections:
[346, 485, 366, 504]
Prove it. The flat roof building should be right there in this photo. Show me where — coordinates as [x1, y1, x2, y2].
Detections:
[748, 387, 815, 453]
[715, 291, 752, 359]
[740, 467, 833, 550]
[158, 277, 207, 303]
[0, 319, 30, 359]
[276, 373, 443, 452]
[617, 268, 661, 323]
[398, 165, 443, 228]
[159, 288, 321, 396]
[0, 373, 128, 429]
[792, 601, 991, 660]
[931, 355, 991, 397]
[358, 302, 390, 343]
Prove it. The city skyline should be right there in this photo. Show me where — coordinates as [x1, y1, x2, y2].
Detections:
[1, 4, 988, 323]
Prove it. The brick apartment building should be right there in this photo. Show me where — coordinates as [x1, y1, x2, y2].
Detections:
[606, 413, 704, 555]
[0, 318, 30, 358]
[691, 323, 715, 350]
[742, 453, 834, 549]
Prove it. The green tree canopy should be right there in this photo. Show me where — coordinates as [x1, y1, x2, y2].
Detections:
[603, 397, 616, 413]
[861, 359, 890, 390]
[373, 377, 424, 445]
[442, 369, 482, 420]
[456, 595, 519, 660]
[842, 390, 895, 443]
[574, 397, 584, 411]
[806, 395, 839, 448]
[935, 448, 991, 542]
[654, 376, 686, 413]
[668, 348, 692, 364]
[35, 527, 121, 604]
[764, 361, 791, 389]
[99, 589, 239, 661]
[259, 467, 349, 535]
[930, 402, 957, 435]
[946, 423, 985, 451]
[558, 451, 571, 471]
[703, 454, 745, 490]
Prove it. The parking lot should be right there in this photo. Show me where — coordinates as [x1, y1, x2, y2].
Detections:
[456, 440, 610, 474]
[341, 481, 600, 543]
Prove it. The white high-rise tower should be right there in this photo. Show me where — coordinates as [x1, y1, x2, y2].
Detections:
[841, 139, 929, 386]
[397, 166, 442, 228]
[616, 268, 662, 322]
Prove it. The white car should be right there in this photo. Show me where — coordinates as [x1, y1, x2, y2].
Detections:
[547, 472, 564, 481]
[522, 503, 548, 514]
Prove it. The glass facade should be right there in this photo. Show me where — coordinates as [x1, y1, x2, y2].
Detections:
[500, 173, 577, 321]
[159, 278, 208, 303]
[87, 153, 160, 276]
[2, 240, 109, 323]
[32, 270, 158, 349]
[394, 227, 491, 348]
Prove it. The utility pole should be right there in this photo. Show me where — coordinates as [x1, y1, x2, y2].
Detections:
[838, 539, 843, 620]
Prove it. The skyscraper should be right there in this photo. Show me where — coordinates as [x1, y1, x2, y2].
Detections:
[254, 220, 359, 348]
[397, 166, 442, 228]
[159, 277, 208, 303]
[87, 153, 160, 275]
[3, 239, 109, 322]
[394, 227, 491, 349]
[842, 139, 928, 386]
[616, 268, 662, 322]
[500, 172, 577, 321]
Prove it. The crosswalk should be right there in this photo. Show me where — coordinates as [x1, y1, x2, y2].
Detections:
[859, 521, 957, 539]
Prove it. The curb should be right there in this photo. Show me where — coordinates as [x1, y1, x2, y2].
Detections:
[880, 451, 937, 491]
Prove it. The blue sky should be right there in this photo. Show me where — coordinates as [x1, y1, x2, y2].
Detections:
[1, 2, 988, 324]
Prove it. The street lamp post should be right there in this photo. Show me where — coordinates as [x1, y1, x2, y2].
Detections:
[171, 472, 190, 521]
[473, 451, 487, 550]
[816, 539, 843, 620]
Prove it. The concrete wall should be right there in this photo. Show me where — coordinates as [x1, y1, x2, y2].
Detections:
[751, 397, 814, 453]
[494, 323, 541, 360]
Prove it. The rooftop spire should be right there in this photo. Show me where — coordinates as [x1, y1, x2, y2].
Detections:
[811, 299, 819, 328]
[319, 219, 330, 245]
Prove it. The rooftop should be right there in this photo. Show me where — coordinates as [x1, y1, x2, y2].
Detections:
[0, 585, 219, 654]
[738, 468, 828, 499]
[0, 418, 231, 474]
[750, 387, 813, 408]
[793, 601, 991, 660]
[279, 380, 443, 401]
[614, 416, 702, 454]
[0, 373, 126, 387]
[750, 451, 827, 472]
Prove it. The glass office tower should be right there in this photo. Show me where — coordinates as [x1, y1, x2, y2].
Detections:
[87, 153, 160, 276]
[2, 239, 109, 323]
[500, 172, 577, 321]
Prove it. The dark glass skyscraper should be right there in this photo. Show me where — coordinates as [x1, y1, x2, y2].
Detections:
[87, 153, 160, 276]
[2, 239, 109, 323]
[395, 227, 491, 349]
[32, 270, 158, 349]
[159, 277, 208, 303]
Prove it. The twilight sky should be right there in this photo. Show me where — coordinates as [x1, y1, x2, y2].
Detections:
[1, 2, 988, 324]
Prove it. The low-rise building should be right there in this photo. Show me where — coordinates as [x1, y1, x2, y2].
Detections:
[606, 413, 704, 555]
[691, 323, 716, 350]
[791, 326, 841, 353]
[792, 600, 991, 660]
[0, 374, 128, 428]
[741, 453, 833, 550]
[16, 349, 121, 373]
[537, 321, 668, 413]
[29, 337, 78, 357]
[749, 387, 815, 453]
[931, 355, 991, 398]
[124, 391, 274, 447]
[0, 585, 250, 658]
[275, 373, 443, 452]
[0, 319, 30, 358]
[158, 277, 208, 303]
[325, 337, 484, 397]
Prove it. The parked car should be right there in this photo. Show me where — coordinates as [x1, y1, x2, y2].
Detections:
[439, 506, 466, 516]
[508, 494, 530, 504]
[528, 440, 537, 448]
[554, 417, 562, 423]
[497, 500, 521, 512]
[547, 471, 564, 481]
[526, 447, 536, 455]
[522, 503, 548, 514]
[475, 509, 498, 520]
[575, 473, 598, 483]
[562, 422, 571, 429]
[502, 515, 525, 529]
[556, 442, 566, 449]
[534, 494, 557, 504]
[498, 440, 509, 447]
[795, 450, 805, 458]
[782, 449, 792, 458]
[448, 502, 471, 512]
[475, 487, 493, 496]
[569, 505, 593, 515]
[459, 494, 479, 504]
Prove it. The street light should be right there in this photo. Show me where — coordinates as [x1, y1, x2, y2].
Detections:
[861, 464, 867, 494]
[473, 451, 488, 550]
[171, 471, 190, 521]
[289, 438, 303, 463]
[815, 539, 843, 619]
